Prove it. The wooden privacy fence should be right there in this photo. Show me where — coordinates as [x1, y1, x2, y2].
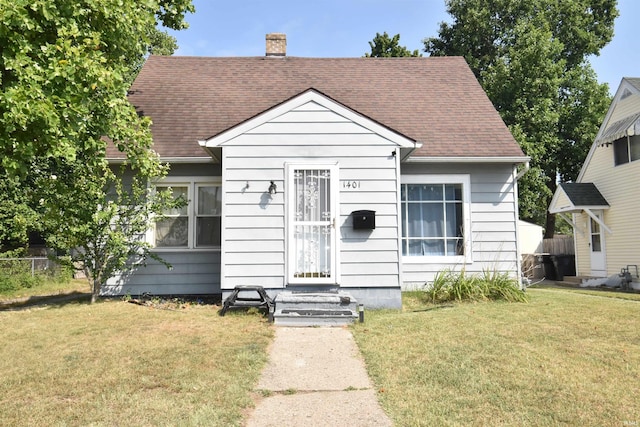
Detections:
[543, 236, 575, 255]
[522, 236, 575, 281]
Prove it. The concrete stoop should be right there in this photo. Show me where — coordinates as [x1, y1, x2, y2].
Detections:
[273, 291, 359, 326]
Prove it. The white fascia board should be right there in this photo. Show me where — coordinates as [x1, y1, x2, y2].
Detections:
[584, 208, 612, 234]
[548, 185, 571, 214]
[550, 204, 610, 215]
[404, 156, 530, 163]
[108, 157, 216, 164]
[161, 157, 217, 163]
[199, 89, 417, 149]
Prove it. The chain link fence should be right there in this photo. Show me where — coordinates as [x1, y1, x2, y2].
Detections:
[0, 257, 60, 277]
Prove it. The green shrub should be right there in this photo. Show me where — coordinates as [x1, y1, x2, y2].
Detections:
[423, 269, 528, 303]
[0, 255, 72, 295]
[0, 260, 41, 293]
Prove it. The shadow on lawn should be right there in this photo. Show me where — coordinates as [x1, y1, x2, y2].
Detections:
[0, 291, 228, 312]
[0, 291, 92, 311]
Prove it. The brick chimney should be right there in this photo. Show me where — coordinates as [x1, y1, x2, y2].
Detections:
[266, 33, 286, 57]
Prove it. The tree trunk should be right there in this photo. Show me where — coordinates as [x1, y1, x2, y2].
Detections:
[544, 211, 556, 239]
[544, 178, 558, 238]
[91, 277, 99, 304]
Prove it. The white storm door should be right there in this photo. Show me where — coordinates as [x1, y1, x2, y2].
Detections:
[287, 165, 339, 284]
[589, 210, 606, 276]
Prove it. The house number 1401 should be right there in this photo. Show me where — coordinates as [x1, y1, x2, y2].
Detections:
[342, 181, 360, 189]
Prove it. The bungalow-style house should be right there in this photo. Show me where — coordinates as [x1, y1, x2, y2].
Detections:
[549, 77, 640, 288]
[105, 34, 528, 314]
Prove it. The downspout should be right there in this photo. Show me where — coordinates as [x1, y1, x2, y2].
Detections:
[395, 145, 404, 292]
[512, 165, 523, 288]
[514, 160, 529, 289]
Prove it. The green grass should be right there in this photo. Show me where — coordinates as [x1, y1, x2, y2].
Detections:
[4, 282, 640, 426]
[532, 284, 640, 302]
[0, 277, 88, 302]
[352, 288, 640, 426]
[0, 298, 273, 426]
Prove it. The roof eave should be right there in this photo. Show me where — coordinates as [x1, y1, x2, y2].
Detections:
[107, 156, 218, 164]
[403, 156, 530, 164]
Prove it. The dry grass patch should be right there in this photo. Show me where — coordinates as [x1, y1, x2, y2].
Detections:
[0, 299, 273, 426]
[352, 288, 640, 426]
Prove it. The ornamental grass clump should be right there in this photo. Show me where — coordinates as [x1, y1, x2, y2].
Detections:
[424, 268, 528, 303]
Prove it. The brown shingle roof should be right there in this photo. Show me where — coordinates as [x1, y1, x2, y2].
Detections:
[119, 55, 524, 159]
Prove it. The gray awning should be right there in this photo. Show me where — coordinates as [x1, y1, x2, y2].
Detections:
[549, 182, 612, 234]
[558, 183, 609, 208]
[596, 112, 640, 146]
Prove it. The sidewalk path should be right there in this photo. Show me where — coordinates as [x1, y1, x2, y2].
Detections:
[246, 327, 393, 427]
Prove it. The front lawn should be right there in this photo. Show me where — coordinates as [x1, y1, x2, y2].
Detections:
[2, 286, 639, 426]
[352, 288, 640, 426]
[0, 299, 272, 426]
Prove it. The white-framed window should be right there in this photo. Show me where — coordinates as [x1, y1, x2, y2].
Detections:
[152, 178, 221, 250]
[400, 174, 471, 262]
[613, 135, 640, 166]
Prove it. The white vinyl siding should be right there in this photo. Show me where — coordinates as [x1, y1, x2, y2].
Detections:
[576, 86, 640, 277]
[579, 132, 640, 277]
[607, 94, 640, 124]
[219, 100, 403, 293]
[103, 252, 221, 296]
[222, 146, 400, 290]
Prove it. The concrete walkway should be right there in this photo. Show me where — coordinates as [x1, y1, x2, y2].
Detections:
[245, 327, 392, 427]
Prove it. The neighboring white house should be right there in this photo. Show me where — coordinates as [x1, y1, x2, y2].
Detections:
[104, 34, 528, 308]
[549, 77, 640, 286]
[518, 220, 544, 254]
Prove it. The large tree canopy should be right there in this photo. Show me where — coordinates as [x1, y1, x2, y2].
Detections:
[424, 0, 615, 236]
[0, 0, 194, 299]
[365, 32, 421, 57]
[0, 0, 193, 176]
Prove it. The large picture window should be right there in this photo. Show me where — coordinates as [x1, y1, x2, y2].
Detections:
[401, 175, 470, 259]
[153, 180, 221, 249]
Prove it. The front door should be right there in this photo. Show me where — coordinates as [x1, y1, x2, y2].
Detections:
[589, 210, 607, 276]
[287, 164, 339, 284]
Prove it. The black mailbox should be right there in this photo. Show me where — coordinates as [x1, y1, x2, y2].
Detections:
[352, 210, 375, 230]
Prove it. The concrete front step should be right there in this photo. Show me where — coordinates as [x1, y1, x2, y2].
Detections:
[273, 291, 359, 326]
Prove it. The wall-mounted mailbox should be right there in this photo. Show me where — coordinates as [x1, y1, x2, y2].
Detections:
[352, 210, 376, 230]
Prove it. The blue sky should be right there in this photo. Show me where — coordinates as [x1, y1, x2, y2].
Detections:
[168, 0, 638, 94]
